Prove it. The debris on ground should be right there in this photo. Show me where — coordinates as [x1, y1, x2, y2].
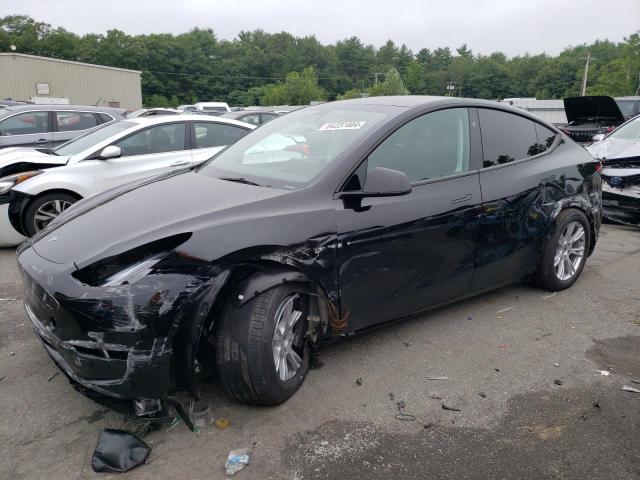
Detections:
[596, 370, 612, 376]
[478, 391, 487, 398]
[388, 393, 395, 401]
[189, 403, 213, 429]
[91, 428, 151, 473]
[396, 400, 406, 410]
[467, 316, 473, 321]
[554, 380, 563, 386]
[0, 376, 4, 381]
[225, 448, 251, 476]
[320, 440, 328, 446]
[403, 342, 410, 347]
[553, 363, 559, 367]
[9, 352, 15, 356]
[0, 298, 17, 304]
[541, 292, 557, 299]
[428, 393, 443, 400]
[441, 401, 462, 412]
[621, 385, 640, 393]
[631, 379, 640, 384]
[47, 372, 59, 382]
[494, 368, 500, 372]
[495, 306, 515, 314]
[355, 377, 363, 386]
[215, 418, 230, 430]
[427, 376, 449, 381]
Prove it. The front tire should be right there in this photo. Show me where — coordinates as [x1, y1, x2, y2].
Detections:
[215, 284, 310, 405]
[533, 208, 590, 291]
[23, 193, 77, 236]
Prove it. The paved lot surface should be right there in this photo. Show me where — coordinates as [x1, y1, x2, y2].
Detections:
[1, 224, 639, 479]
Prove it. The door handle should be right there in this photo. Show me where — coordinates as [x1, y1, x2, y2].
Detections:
[170, 160, 190, 167]
[35, 138, 48, 143]
[451, 193, 472, 204]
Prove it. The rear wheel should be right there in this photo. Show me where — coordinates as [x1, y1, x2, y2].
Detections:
[533, 208, 590, 291]
[215, 284, 310, 405]
[23, 193, 77, 236]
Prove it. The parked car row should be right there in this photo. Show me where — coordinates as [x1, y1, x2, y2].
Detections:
[14, 96, 603, 416]
[0, 114, 255, 245]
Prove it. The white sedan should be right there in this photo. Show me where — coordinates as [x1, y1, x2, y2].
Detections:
[0, 114, 255, 246]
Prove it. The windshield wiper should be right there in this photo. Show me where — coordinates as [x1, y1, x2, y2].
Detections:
[218, 176, 262, 187]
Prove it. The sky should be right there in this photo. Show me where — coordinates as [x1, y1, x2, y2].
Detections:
[1, 0, 639, 57]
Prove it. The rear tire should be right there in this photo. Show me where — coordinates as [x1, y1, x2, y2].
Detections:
[23, 192, 78, 237]
[214, 284, 310, 405]
[533, 208, 590, 291]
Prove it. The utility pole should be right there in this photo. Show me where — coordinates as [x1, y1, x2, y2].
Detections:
[372, 72, 384, 85]
[581, 52, 591, 96]
[446, 81, 456, 97]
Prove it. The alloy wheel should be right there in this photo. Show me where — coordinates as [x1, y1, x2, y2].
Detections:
[553, 221, 586, 281]
[272, 293, 304, 381]
[33, 199, 73, 232]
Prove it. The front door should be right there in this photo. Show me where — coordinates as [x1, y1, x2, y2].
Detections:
[336, 107, 482, 332]
[93, 122, 190, 193]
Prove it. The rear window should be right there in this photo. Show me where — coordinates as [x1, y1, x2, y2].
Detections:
[96, 113, 114, 124]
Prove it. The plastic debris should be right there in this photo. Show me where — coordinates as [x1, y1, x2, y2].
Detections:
[91, 429, 151, 473]
[215, 418, 230, 430]
[554, 380, 563, 386]
[621, 385, 640, 393]
[478, 391, 487, 398]
[355, 377, 363, 386]
[441, 401, 462, 412]
[541, 292, 557, 299]
[225, 448, 250, 476]
[320, 440, 328, 446]
[0, 298, 17, 304]
[427, 376, 449, 381]
[553, 363, 559, 367]
[495, 306, 515, 314]
[189, 404, 213, 429]
[496, 316, 503, 319]
[596, 370, 612, 376]
[631, 379, 640, 385]
[428, 393, 443, 400]
[9, 352, 15, 356]
[47, 372, 59, 381]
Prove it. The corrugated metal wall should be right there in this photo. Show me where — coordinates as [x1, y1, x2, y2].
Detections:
[0, 54, 142, 109]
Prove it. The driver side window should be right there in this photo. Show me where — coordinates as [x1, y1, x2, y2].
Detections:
[367, 108, 470, 183]
[113, 123, 186, 157]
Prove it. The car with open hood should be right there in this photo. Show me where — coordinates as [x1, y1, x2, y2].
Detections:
[16, 96, 602, 417]
[560, 96, 628, 144]
[587, 114, 640, 226]
[0, 115, 254, 246]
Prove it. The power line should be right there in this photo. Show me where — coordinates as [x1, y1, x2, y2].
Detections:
[143, 70, 375, 81]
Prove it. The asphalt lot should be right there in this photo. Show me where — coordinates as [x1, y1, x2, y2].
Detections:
[1, 224, 639, 479]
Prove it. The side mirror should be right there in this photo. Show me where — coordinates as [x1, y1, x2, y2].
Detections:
[591, 133, 605, 143]
[99, 145, 121, 159]
[341, 167, 412, 198]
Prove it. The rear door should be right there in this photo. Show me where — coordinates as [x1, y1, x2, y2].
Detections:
[93, 121, 190, 193]
[471, 107, 563, 291]
[189, 121, 250, 165]
[0, 109, 53, 148]
[52, 110, 102, 146]
[336, 107, 483, 332]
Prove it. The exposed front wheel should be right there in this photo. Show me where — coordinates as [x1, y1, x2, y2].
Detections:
[23, 193, 78, 236]
[215, 284, 310, 405]
[533, 208, 590, 291]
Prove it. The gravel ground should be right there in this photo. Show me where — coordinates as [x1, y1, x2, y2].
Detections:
[0, 224, 639, 479]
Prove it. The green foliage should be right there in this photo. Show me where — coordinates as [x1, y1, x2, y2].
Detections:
[336, 88, 363, 100]
[2, 15, 639, 105]
[368, 67, 409, 96]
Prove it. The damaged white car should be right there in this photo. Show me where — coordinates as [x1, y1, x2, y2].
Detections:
[588, 115, 640, 226]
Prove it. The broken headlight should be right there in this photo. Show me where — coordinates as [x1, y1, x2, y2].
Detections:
[0, 171, 43, 195]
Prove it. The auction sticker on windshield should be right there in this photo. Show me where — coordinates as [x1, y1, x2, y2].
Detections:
[319, 121, 366, 131]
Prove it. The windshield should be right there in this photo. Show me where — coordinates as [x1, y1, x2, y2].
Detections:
[615, 100, 636, 119]
[199, 103, 393, 189]
[53, 121, 135, 156]
[609, 116, 640, 141]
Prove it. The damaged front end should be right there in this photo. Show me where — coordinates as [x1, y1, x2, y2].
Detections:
[601, 158, 640, 227]
[17, 233, 235, 416]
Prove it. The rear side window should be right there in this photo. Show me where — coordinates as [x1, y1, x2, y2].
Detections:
[239, 113, 261, 126]
[0, 111, 49, 135]
[194, 122, 248, 148]
[55, 111, 99, 132]
[534, 123, 557, 153]
[368, 108, 470, 182]
[478, 109, 540, 167]
[96, 113, 114, 124]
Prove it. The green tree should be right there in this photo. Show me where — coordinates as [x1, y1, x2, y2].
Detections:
[368, 67, 409, 96]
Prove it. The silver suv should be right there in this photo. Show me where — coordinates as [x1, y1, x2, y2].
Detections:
[0, 104, 125, 149]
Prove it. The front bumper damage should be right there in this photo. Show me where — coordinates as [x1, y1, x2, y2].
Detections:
[18, 244, 229, 416]
[601, 166, 640, 227]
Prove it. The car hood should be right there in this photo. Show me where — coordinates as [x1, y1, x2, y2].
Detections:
[564, 96, 625, 125]
[587, 138, 640, 161]
[0, 147, 68, 177]
[30, 170, 292, 265]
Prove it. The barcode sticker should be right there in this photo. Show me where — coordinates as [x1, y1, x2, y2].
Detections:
[319, 121, 366, 131]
